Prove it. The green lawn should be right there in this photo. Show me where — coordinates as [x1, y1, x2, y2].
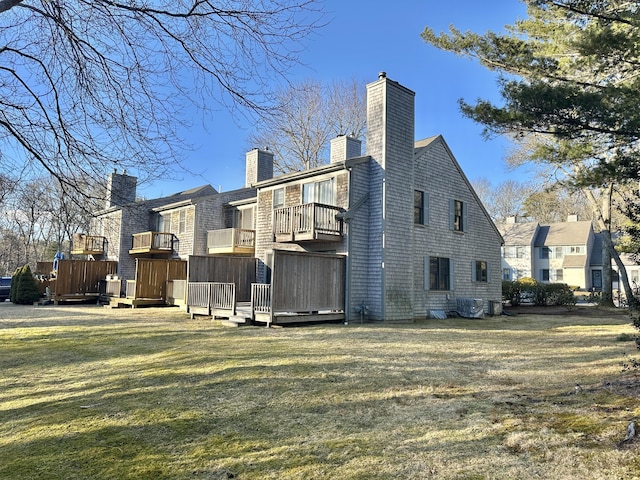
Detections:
[0, 303, 639, 479]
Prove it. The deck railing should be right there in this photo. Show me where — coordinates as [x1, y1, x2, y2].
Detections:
[187, 282, 236, 313]
[71, 235, 106, 254]
[251, 283, 271, 314]
[207, 228, 255, 250]
[273, 203, 342, 239]
[131, 231, 174, 252]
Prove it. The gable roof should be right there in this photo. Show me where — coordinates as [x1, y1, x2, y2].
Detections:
[497, 221, 539, 246]
[166, 184, 217, 198]
[414, 135, 504, 244]
[534, 221, 592, 247]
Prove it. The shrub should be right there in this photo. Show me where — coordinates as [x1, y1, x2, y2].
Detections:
[502, 280, 521, 306]
[546, 283, 576, 308]
[11, 265, 42, 305]
[502, 279, 576, 309]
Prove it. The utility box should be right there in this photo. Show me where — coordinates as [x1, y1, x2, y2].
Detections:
[456, 297, 484, 318]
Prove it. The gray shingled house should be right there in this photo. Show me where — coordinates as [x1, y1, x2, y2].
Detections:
[250, 73, 503, 321]
[81, 73, 503, 321]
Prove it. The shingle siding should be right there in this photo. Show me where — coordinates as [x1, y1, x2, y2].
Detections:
[412, 138, 502, 314]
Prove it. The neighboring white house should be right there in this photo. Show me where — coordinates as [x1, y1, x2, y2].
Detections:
[498, 215, 599, 290]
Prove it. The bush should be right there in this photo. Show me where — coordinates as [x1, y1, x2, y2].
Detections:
[11, 265, 42, 305]
[545, 283, 576, 308]
[502, 280, 521, 305]
[502, 279, 576, 309]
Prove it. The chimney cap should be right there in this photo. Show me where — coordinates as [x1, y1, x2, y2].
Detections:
[378, 71, 386, 79]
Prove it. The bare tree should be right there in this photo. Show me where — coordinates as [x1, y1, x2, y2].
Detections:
[248, 78, 367, 174]
[0, 0, 324, 197]
[472, 178, 535, 222]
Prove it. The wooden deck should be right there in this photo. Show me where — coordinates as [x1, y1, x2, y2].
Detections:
[52, 293, 101, 305]
[107, 297, 168, 309]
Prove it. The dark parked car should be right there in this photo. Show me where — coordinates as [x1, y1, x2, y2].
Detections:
[0, 276, 11, 302]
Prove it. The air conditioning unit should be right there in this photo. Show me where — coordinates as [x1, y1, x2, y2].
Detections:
[456, 297, 484, 318]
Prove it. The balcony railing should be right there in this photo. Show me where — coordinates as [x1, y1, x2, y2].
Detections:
[70, 234, 106, 255]
[207, 228, 255, 255]
[273, 203, 343, 242]
[129, 231, 174, 255]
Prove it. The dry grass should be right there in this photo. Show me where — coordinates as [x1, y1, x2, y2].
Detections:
[1, 303, 639, 479]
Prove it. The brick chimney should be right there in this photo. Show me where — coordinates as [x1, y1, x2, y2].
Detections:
[105, 171, 137, 208]
[246, 148, 274, 187]
[330, 135, 362, 163]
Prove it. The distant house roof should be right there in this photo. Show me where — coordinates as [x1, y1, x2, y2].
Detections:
[534, 221, 592, 247]
[166, 184, 217, 198]
[497, 221, 539, 246]
[563, 255, 587, 268]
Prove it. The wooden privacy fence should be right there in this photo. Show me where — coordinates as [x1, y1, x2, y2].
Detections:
[50, 260, 118, 298]
[187, 255, 256, 302]
[252, 250, 345, 325]
[187, 282, 236, 318]
[133, 258, 187, 300]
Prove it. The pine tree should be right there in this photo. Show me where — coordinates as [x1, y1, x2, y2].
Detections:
[11, 265, 42, 305]
[422, 0, 640, 304]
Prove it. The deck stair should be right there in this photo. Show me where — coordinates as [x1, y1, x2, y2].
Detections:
[217, 302, 252, 327]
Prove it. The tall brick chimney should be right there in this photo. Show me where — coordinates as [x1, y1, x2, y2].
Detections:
[246, 148, 274, 187]
[105, 171, 137, 208]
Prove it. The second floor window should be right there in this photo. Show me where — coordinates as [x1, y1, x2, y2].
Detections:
[414, 190, 429, 225]
[178, 209, 186, 234]
[158, 213, 171, 233]
[273, 188, 285, 209]
[303, 178, 335, 205]
[233, 206, 255, 230]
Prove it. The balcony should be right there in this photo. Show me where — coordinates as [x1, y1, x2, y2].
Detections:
[129, 231, 174, 255]
[71, 234, 106, 255]
[207, 228, 255, 255]
[273, 203, 343, 243]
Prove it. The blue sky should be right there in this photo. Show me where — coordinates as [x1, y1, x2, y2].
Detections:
[140, 0, 528, 199]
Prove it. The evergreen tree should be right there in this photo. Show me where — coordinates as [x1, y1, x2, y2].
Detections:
[11, 264, 42, 305]
[422, 0, 640, 304]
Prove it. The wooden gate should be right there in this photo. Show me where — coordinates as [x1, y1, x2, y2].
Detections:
[253, 250, 345, 325]
[50, 260, 118, 304]
[133, 258, 187, 300]
[187, 256, 256, 302]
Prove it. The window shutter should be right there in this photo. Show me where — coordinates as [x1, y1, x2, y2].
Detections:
[424, 193, 430, 225]
[462, 202, 468, 232]
[486, 261, 490, 282]
[471, 260, 476, 282]
[424, 257, 430, 290]
[449, 199, 455, 230]
[450, 259, 455, 291]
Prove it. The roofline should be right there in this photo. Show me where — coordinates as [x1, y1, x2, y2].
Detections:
[415, 135, 504, 245]
[252, 159, 366, 188]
